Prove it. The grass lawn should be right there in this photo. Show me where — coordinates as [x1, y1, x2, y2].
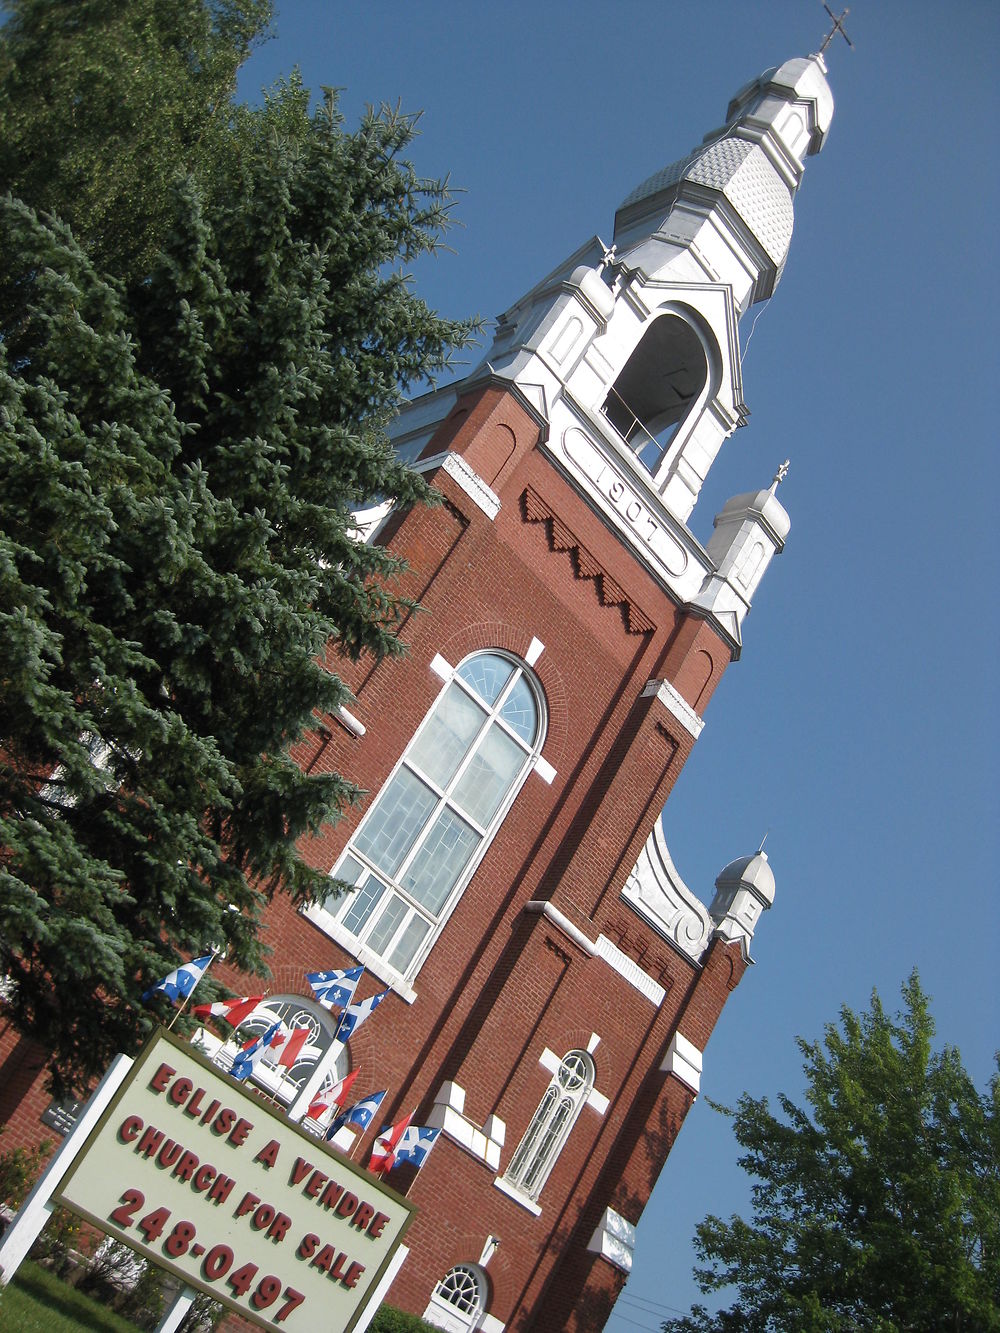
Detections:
[0, 1259, 140, 1332]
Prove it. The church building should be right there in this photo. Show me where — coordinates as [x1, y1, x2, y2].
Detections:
[1, 49, 835, 1333]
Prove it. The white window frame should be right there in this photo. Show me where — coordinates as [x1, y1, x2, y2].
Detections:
[502, 1050, 595, 1201]
[423, 1263, 489, 1333]
[193, 994, 348, 1133]
[306, 651, 546, 996]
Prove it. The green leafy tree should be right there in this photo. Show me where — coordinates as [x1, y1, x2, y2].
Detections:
[663, 974, 1000, 1332]
[0, 9, 477, 1093]
[0, 0, 274, 282]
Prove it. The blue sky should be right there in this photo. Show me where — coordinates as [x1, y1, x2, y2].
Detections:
[241, 4, 999, 1326]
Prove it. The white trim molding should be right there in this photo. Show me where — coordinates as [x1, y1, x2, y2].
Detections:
[641, 677, 705, 739]
[418, 450, 502, 520]
[524, 901, 665, 1006]
[660, 1030, 703, 1094]
[493, 1175, 542, 1216]
[587, 1207, 637, 1274]
[426, 1081, 506, 1173]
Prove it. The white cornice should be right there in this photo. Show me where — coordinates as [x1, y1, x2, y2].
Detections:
[525, 901, 665, 1006]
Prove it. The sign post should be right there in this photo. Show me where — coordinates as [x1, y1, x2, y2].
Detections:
[0, 1053, 134, 1284]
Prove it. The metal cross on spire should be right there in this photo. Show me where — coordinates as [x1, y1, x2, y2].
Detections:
[819, 3, 854, 54]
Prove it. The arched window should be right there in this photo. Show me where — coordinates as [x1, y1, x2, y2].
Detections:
[602, 313, 708, 473]
[423, 1264, 488, 1333]
[504, 1050, 595, 1200]
[317, 651, 545, 986]
[198, 995, 349, 1116]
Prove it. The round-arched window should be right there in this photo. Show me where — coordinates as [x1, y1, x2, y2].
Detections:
[320, 651, 545, 982]
[208, 995, 349, 1108]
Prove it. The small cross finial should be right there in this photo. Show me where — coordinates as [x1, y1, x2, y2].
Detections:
[819, 3, 854, 54]
[597, 236, 618, 272]
[770, 459, 790, 490]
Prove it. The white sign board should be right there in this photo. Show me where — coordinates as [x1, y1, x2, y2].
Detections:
[56, 1030, 413, 1332]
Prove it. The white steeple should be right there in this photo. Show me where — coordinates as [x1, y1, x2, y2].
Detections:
[389, 54, 833, 656]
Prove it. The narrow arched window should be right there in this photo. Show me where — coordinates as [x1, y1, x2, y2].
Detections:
[317, 651, 545, 986]
[602, 313, 708, 472]
[504, 1050, 595, 1199]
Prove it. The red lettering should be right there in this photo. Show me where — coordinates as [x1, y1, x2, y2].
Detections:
[207, 1173, 234, 1206]
[118, 1115, 142, 1144]
[156, 1139, 182, 1169]
[335, 1191, 359, 1220]
[149, 1063, 175, 1093]
[235, 1191, 260, 1219]
[228, 1117, 253, 1147]
[367, 1211, 390, 1240]
[304, 1170, 328, 1200]
[183, 1088, 205, 1118]
[172, 1150, 200, 1183]
[212, 1108, 236, 1137]
[254, 1139, 280, 1170]
[267, 1212, 291, 1243]
[318, 1180, 344, 1211]
[193, 1164, 216, 1192]
[329, 1251, 348, 1283]
[297, 1233, 319, 1260]
[289, 1157, 312, 1186]
[351, 1202, 375, 1232]
[200, 1098, 221, 1125]
[252, 1204, 275, 1231]
[168, 1076, 193, 1107]
[136, 1125, 164, 1158]
[310, 1244, 335, 1274]
[341, 1261, 365, 1291]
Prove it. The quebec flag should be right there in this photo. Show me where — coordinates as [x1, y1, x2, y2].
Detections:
[393, 1125, 441, 1170]
[306, 966, 363, 1010]
[141, 955, 213, 1004]
[327, 1090, 386, 1139]
[230, 1022, 285, 1081]
[336, 987, 390, 1041]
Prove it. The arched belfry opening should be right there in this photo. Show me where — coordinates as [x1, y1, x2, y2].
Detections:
[602, 313, 708, 473]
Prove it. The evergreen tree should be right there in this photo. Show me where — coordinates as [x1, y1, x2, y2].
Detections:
[0, 0, 274, 281]
[662, 975, 1000, 1332]
[0, 10, 477, 1092]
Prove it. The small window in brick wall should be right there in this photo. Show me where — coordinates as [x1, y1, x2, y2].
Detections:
[503, 1050, 595, 1200]
[423, 1263, 489, 1333]
[315, 651, 545, 988]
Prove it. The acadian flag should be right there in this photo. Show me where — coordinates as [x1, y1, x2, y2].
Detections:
[276, 1026, 311, 1069]
[368, 1111, 413, 1174]
[142, 955, 213, 1004]
[335, 988, 390, 1042]
[230, 1022, 285, 1080]
[390, 1125, 441, 1171]
[191, 994, 265, 1027]
[306, 1070, 359, 1122]
[306, 966, 363, 1010]
[327, 1089, 386, 1139]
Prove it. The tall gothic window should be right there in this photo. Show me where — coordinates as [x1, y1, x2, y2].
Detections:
[316, 651, 545, 986]
[504, 1050, 595, 1200]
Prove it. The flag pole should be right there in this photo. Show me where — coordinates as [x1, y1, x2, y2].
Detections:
[167, 949, 219, 1031]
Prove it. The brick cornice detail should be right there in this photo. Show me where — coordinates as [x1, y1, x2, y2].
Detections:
[522, 487, 655, 635]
